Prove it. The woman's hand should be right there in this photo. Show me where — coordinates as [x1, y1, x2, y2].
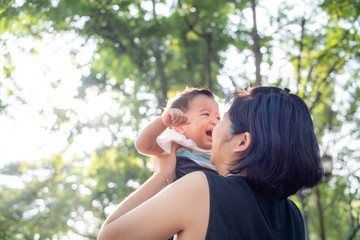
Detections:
[152, 142, 180, 183]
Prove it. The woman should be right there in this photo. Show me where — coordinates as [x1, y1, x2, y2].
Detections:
[97, 86, 323, 240]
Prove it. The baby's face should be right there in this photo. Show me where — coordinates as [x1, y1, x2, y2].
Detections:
[180, 95, 220, 150]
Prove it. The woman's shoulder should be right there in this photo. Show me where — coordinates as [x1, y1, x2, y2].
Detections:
[176, 171, 210, 187]
[171, 171, 213, 198]
[184, 171, 228, 188]
[167, 171, 211, 238]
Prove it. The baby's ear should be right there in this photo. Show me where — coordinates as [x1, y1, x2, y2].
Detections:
[173, 125, 185, 134]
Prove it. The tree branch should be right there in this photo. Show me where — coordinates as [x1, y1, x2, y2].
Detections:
[297, 17, 306, 86]
[251, 0, 262, 86]
[308, 58, 345, 113]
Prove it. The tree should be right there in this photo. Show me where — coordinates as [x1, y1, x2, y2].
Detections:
[276, 0, 360, 239]
[0, 156, 95, 239]
[0, 142, 151, 239]
[0, 0, 360, 239]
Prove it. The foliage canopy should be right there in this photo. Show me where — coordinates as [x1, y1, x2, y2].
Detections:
[0, 0, 359, 239]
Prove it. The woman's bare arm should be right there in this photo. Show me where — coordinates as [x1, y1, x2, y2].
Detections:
[97, 171, 210, 240]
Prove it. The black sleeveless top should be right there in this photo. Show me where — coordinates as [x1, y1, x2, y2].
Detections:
[204, 171, 305, 240]
[175, 156, 218, 180]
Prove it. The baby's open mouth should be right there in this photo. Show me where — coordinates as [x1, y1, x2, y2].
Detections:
[206, 130, 213, 137]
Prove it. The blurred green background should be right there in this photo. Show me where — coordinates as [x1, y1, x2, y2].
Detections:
[0, 0, 359, 239]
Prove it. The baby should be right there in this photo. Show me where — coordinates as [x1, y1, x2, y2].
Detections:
[135, 87, 220, 180]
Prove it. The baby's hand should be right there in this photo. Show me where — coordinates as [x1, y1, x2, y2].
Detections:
[162, 108, 190, 127]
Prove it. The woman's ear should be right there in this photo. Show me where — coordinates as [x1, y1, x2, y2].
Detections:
[232, 132, 251, 153]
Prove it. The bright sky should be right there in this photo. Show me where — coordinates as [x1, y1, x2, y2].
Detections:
[0, 32, 102, 167]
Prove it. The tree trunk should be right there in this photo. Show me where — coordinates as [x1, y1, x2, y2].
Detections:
[205, 34, 213, 90]
[297, 18, 306, 85]
[152, 0, 168, 106]
[315, 187, 327, 240]
[153, 38, 168, 105]
[251, 0, 262, 86]
[298, 191, 310, 240]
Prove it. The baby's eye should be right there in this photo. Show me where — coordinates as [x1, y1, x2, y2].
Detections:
[202, 113, 210, 116]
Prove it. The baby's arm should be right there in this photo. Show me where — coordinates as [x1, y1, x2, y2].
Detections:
[135, 108, 189, 156]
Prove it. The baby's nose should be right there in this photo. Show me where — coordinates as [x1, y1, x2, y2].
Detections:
[210, 116, 219, 124]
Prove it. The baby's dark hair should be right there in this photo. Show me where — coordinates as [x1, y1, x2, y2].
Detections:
[165, 87, 215, 112]
[227, 86, 323, 198]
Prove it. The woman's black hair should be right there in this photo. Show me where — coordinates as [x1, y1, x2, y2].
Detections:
[228, 86, 323, 198]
